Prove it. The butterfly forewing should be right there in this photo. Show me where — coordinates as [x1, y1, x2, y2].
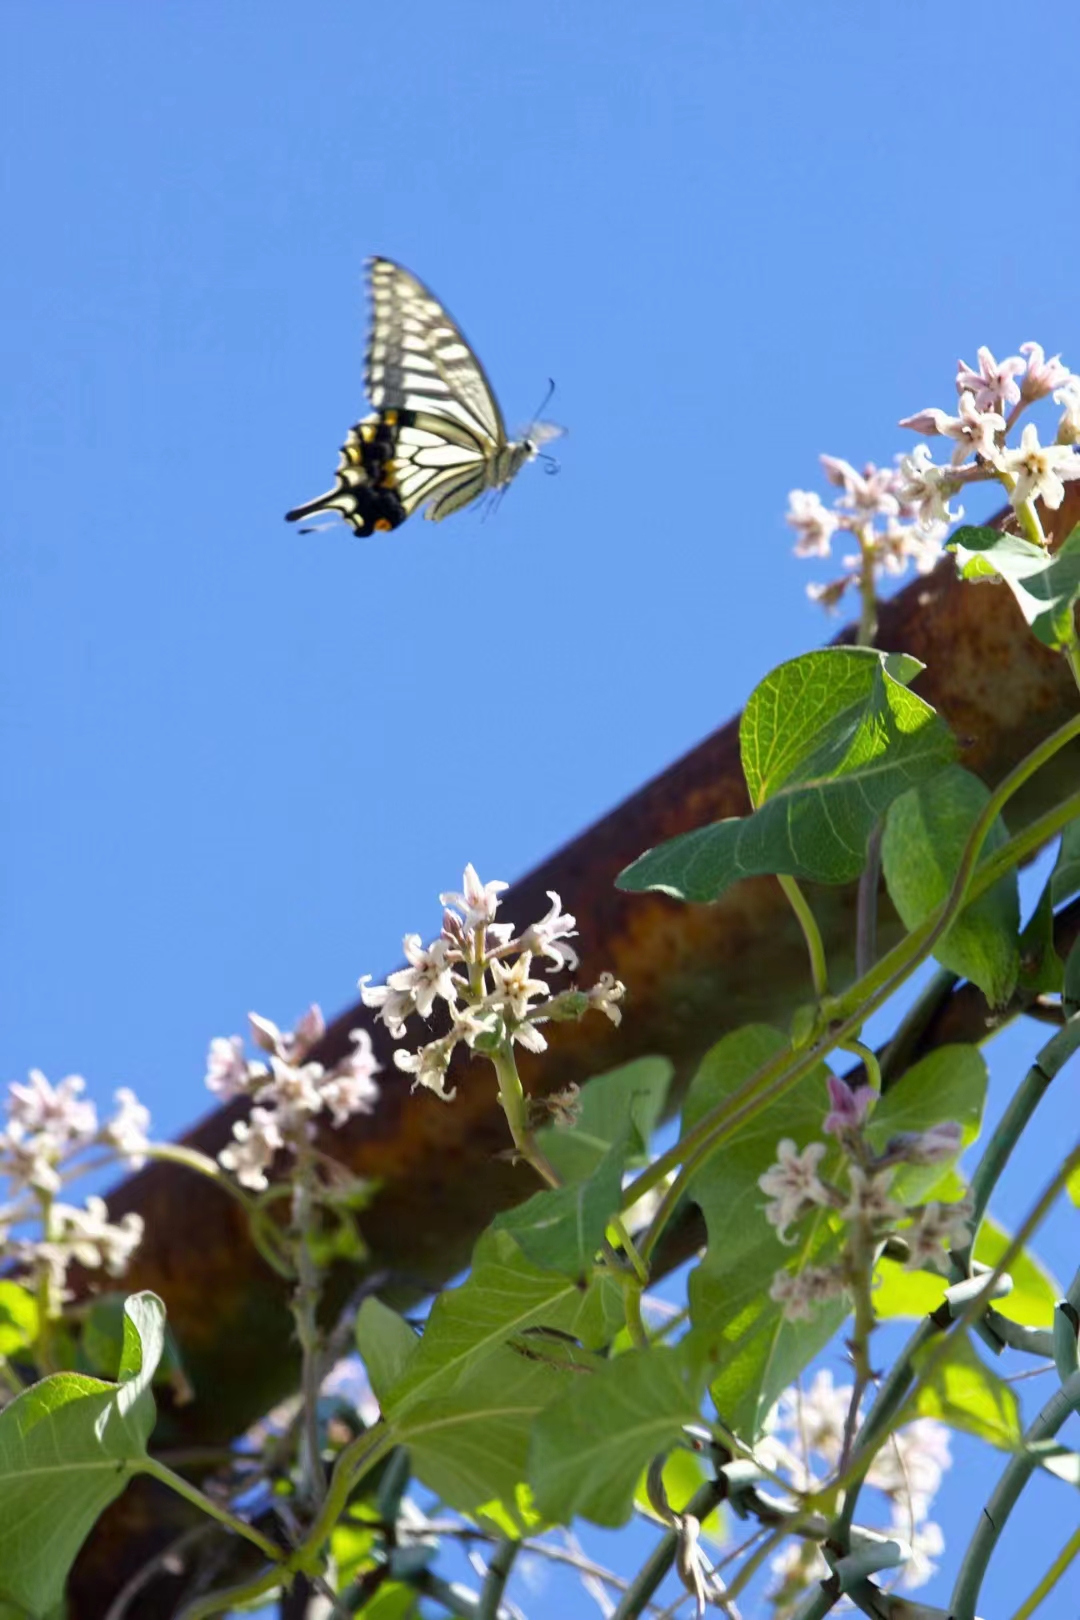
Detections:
[366, 259, 506, 444]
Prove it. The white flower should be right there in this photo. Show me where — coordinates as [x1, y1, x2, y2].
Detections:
[250, 1006, 326, 1063]
[7, 1070, 97, 1145]
[389, 935, 458, 1017]
[996, 423, 1080, 511]
[51, 1196, 144, 1275]
[956, 345, 1025, 412]
[870, 1418, 952, 1508]
[787, 490, 840, 558]
[359, 975, 414, 1039]
[319, 1030, 381, 1126]
[488, 953, 548, 1021]
[219, 1106, 285, 1191]
[394, 1041, 457, 1101]
[1055, 377, 1080, 446]
[899, 392, 1005, 465]
[1019, 342, 1071, 402]
[520, 892, 580, 971]
[439, 863, 508, 930]
[0, 1120, 63, 1195]
[759, 1139, 829, 1242]
[587, 972, 625, 1025]
[820, 456, 900, 519]
[901, 1200, 972, 1270]
[255, 1056, 326, 1120]
[894, 445, 965, 531]
[841, 1165, 905, 1229]
[102, 1088, 151, 1167]
[896, 1516, 945, 1589]
[773, 1369, 854, 1466]
[769, 1263, 846, 1322]
[205, 1036, 259, 1100]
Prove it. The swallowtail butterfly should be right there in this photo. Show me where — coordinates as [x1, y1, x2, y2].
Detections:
[285, 258, 561, 536]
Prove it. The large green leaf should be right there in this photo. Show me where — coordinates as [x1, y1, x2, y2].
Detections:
[493, 1136, 627, 1278]
[618, 648, 955, 901]
[395, 1352, 564, 1515]
[528, 1345, 706, 1527]
[383, 1229, 621, 1417]
[0, 1284, 38, 1359]
[952, 524, 1080, 650]
[906, 1335, 1023, 1450]
[538, 1056, 673, 1184]
[882, 765, 1019, 1006]
[0, 1292, 164, 1617]
[355, 1299, 420, 1408]
[678, 1025, 845, 1439]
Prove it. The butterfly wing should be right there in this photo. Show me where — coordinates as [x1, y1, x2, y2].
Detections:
[366, 258, 507, 446]
[284, 415, 407, 536]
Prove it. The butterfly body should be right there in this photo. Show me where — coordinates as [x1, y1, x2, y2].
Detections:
[286, 258, 560, 537]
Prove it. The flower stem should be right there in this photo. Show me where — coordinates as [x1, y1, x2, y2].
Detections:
[291, 1156, 326, 1507]
[491, 1044, 561, 1188]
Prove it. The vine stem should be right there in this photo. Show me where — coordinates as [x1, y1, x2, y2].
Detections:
[950, 1367, 1080, 1620]
[477, 1536, 520, 1620]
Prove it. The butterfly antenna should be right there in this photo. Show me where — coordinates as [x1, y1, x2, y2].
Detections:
[529, 377, 556, 426]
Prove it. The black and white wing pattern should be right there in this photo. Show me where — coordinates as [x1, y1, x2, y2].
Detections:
[285, 257, 560, 537]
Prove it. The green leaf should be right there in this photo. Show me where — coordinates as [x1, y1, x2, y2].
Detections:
[472, 1481, 545, 1538]
[0, 1284, 38, 1359]
[494, 1136, 627, 1278]
[539, 1057, 673, 1184]
[677, 1025, 846, 1439]
[529, 1345, 706, 1527]
[867, 1045, 987, 1204]
[356, 1299, 420, 1408]
[972, 1217, 1060, 1327]
[1064, 936, 1080, 1020]
[384, 1229, 621, 1418]
[882, 765, 1020, 1006]
[395, 1352, 562, 1514]
[952, 524, 1080, 650]
[1019, 881, 1064, 994]
[906, 1335, 1023, 1450]
[1051, 818, 1080, 905]
[618, 648, 955, 902]
[0, 1292, 164, 1617]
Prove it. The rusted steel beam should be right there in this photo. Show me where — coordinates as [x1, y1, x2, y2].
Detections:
[71, 491, 1080, 1611]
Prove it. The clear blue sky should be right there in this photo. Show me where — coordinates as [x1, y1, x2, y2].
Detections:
[4, 2, 1080, 1614]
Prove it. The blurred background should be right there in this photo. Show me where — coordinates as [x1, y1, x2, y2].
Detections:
[3, 2, 1079, 1614]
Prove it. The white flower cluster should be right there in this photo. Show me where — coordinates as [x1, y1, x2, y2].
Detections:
[206, 1006, 381, 1191]
[0, 1069, 151, 1294]
[360, 864, 625, 1100]
[788, 340, 1080, 608]
[760, 1077, 969, 1321]
[767, 1370, 950, 1596]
